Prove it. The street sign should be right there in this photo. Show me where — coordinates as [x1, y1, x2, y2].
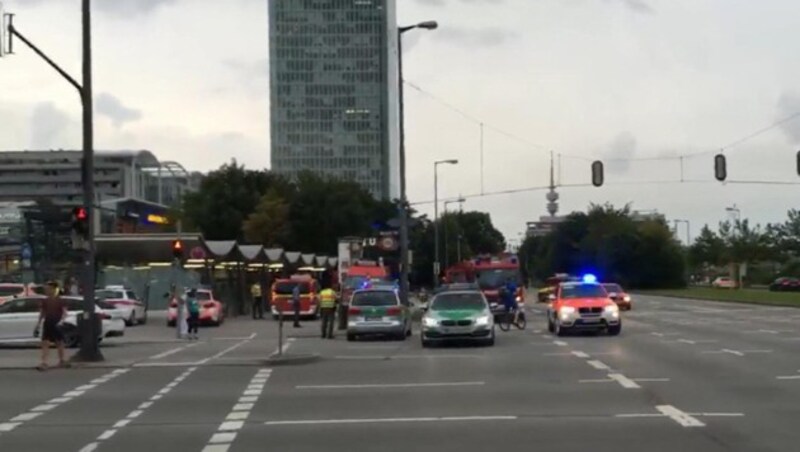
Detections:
[20, 242, 31, 260]
[189, 246, 206, 260]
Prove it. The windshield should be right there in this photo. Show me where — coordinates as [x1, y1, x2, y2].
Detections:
[96, 290, 124, 300]
[477, 269, 518, 289]
[431, 293, 486, 311]
[602, 284, 623, 293]
[351, 291, 397, 307]
[0, 286, 24, 297]
[561, 284, 608, 299]
[193, 291, 211, 301]
[274, 282, 310, 295]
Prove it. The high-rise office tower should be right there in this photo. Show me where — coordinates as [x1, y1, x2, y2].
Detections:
[269, 0, 399, 200]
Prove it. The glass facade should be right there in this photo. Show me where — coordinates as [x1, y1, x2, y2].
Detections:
[269, 0, 398, 200]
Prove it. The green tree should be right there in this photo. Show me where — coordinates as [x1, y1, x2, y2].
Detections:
[689, 225, 726, 268]
[242, 189, 291, 247]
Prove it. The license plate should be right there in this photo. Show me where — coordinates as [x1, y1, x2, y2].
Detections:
[365, 316, 382, 321]
[582, 318, 600, 323]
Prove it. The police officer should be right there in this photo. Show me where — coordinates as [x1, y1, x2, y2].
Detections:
[251, 281, 264, 319]
[319, 286, 337, 339]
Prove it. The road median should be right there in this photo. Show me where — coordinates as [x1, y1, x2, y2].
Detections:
[638, 287, 800, 307]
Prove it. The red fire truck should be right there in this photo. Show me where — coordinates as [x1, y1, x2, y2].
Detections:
[444, 254, 525, 316]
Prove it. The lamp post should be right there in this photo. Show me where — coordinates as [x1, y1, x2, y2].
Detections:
[398, 20, 437, 304]
[443, 197, 465, 269]
[673, 219, 691, 245]
[433, 159, 458, 284]
[726, 205, 741, 222]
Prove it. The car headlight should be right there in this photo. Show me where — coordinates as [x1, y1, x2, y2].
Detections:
[475, 315, 491, 326]
[604, 304, 620, 317]
[515, 296, 522, 302]
[623, 296, 631, 302]
[422, 317, 439, 327]
[560, 306, 576, 315]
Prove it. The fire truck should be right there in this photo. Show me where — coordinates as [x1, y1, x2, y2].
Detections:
[444, 254, 525, 316]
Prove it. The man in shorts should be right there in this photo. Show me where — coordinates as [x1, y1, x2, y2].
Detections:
[35, 281, 69, 371]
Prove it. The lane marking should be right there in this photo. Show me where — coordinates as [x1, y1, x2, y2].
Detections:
[77, 367, 198, 451]
[270, 338, 295, 358]
[579, 378, 613, 383]
[333, 354, 481, 360]
[201, 368, 272, 452]
[676, 339, 696, 345]
[608, 373, 641, 389]
[587, 360, 611, 370]
[656, 405, 705, 427]
[776, 375, 800, 380]
[296, 382, 485, 390]
[148, 343, 201, 360]
[688, 412, 745, 417]
[198, 337, 254, 365]
[571, 351, 589, 358]
[553, 340, 568, 346]
[633, 378, 670, 382]
[264, 415, 518, 426]
[0, 368, 129, 437]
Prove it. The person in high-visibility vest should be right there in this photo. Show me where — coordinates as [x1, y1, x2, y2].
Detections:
[319, 287, 338, 339]
[251, 282, 264, 320]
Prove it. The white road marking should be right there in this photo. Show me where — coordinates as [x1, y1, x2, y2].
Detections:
[134, 361, 202, 368]
[543, 352, 575, 356]
[615, 413, 665, 418]
[656, 405, 705, 427]
[651, 332, 664, 337]
[334, 354, 482, 360]
[687, 412, 745, 417]
[149, 346, 196, 360]
[571, 351, 589, 358]
[776, 375, 800, 380]
[553, 340, 568, 346]
[201, 368, 272, 452]
[78, 443, 98, 452]
[296, 381, 485, 390]
[608, 373, 641, 389]
[587, 360, 611, 370]
[76, 367, 198, 451]
[0, 368, 129, 437]
[264, 415, 517, 426]
[579, 378, 613, 384]
[633, 378, 670, 382]
[676, 339, 696, 345]
[270, 338, 295, 357]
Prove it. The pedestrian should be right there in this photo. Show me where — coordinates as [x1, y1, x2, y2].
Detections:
[186, 288, 200, 340]
[319, 285, 337, 339]
[34, 281, 70, 371]
[251, 281, 264, 319]
[68, 277, 79, 296]
[292, 283, 302, 328]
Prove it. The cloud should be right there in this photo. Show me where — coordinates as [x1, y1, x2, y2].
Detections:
[603, 131, 637, 173]
[433, 26, 518, 47]
[30, 102, 72, 149]
[222, 58, 269, 96]
[95, 93, 143, 128]
[777, 92, 800, 143]
[606, 0, 654, 14]
[20, 0, 176, 16]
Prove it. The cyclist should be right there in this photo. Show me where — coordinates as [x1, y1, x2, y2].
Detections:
[501, 277, 520, 324]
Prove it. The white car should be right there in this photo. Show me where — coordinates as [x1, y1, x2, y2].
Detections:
[712, 277, 737, 289]
[0, 296, 125, 347]
[96, 286, 147, 326]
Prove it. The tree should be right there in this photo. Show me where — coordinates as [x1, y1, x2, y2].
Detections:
[689, 225, 726, 268]
[242, 189, 291, 247]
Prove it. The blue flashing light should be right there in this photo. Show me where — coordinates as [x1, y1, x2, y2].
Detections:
[582, 274, 598, 284]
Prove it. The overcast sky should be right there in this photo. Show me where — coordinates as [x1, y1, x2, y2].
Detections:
[1, 0, 799, 243]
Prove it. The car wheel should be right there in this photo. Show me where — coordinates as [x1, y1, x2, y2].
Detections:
[485, 329, 496, 346]
[608, 324, 622, 336]
[126, 311, 137, 327]
[347, 333, 356, 342]
[62, 326, 79, 349]
[554, 321, 567, 337]
[547, 316, 555, 333]
[421, 335, 431, 348]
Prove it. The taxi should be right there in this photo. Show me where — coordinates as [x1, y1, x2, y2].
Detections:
[546, 275, 621, 336]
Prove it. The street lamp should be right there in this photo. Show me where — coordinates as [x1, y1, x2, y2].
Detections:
[398, 20, 437, 305]
[443, 197, 466, 269]
[433, 160, 459, 283]
[726, 205, 741, 222]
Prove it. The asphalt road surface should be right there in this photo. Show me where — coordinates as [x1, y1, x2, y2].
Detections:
[2, 295, 800, 452]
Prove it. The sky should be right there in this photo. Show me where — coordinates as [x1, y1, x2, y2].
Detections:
[1, 0, 799, 244]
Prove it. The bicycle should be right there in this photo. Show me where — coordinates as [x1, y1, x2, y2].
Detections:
[497, 306, 526, 331]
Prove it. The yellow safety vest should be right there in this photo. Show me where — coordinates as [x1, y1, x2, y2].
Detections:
[319, 289, 337, 308]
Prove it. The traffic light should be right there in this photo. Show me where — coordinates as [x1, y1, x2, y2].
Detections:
[714, 154, 727, 181]
[796, 150, 800, 177]
[591, 161, 604, 187]
[71, 206, 89, 237]
[172, 240, 184, 260]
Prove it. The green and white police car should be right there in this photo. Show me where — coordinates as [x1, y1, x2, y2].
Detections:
[421, 290, 495, 347]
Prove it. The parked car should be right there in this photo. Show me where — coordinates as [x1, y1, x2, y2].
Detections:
[167, 288, 225, 327]
[96, 286, 148, 326]
[0, 296, 125, 348]
[712, 277, 737, 289]
[769, 277, 800, 292]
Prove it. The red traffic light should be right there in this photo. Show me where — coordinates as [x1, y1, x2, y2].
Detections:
[73, 206, 88, 221]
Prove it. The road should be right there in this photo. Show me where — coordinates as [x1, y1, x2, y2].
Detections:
[1, 295, 800, 451]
